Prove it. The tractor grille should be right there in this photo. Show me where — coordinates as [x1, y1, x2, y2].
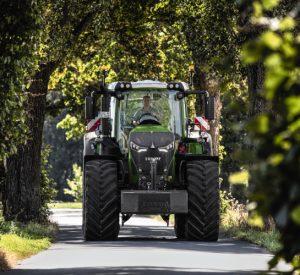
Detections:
[130, 132, 174, 147]
[129, 132, 175, 175]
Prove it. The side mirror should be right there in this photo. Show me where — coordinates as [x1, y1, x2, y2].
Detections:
[205, 96, 215, 120]
[175, 91, 186, 100]
[85, 96, 95, 120]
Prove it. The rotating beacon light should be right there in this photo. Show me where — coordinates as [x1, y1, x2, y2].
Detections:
[189, 64, 195, 89]
[100, 65, 110, 86]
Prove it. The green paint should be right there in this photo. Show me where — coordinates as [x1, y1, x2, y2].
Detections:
[180, 98, 187, 137]
[131, 124, 171, 133]
[128, 149, 138, 186]
[187, 142, 203, 154]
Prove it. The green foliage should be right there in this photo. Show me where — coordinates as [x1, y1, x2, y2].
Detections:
[178, 0, 239, 79]
[43, 113, 83, 200]
[49, 0, 193, 141]
[220, 191, 235, 214]
[57, 114, 85, 141]
[223, 226, 281, 254]
[48, 202, 82, 209]
[0, 0, 42, 161]
[220, 80, 249, 190]
[0, 216, 56, 240]
[0, 214, 57, 262]
[64, 164, 83, 202]
[40, 145, 57, 220]
[0, 234, 51, 260]
[220, 190, 281, 254]
[241, 2, 300, 271]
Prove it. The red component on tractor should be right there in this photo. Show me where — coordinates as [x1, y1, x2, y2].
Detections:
[87, 116, 101, 132]
[178, 143, 187, 154]
[194, 116, 210, 132]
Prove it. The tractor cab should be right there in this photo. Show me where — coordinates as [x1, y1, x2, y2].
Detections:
[109, 81, 186, 155]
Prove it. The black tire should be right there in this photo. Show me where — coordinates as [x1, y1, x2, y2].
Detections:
[174, 214, 186, 239]
[185, 160, 219, 241]
[83, 159, 120, 241]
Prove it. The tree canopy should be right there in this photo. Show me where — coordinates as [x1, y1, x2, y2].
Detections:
[1, 0, 300, 271]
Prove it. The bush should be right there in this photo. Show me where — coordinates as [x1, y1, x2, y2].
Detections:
[220, 190, 281, 255]
[64, 163, 82, 202]
[231, 183, 247, 204]
[40, 145, 57, 221]
[220, 191, 248, 228]
[0, 214, 57, 240]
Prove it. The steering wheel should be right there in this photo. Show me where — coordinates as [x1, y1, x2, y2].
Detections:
[139, 112, 160, 125]
[139, 112, 153, 120]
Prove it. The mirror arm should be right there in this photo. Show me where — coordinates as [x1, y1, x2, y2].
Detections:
[184, 90, 209, 97]
[176, 90, 209, 100]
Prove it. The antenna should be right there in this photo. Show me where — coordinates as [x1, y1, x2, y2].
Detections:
[100, 65, 110, 86]
[188, 64, 195, 89]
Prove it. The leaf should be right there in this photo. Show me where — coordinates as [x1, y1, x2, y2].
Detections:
[265, 53, 281, 68]
[262, 0, 279, 10]
[253, 2, 263, 18]
[248, 115, 269, 134]
[268, 154, 283, 166]
[268, 255, 280, 269]
[288, 119, 300, 133]
[248, 212, 264, 228]
[229, 170, 249, 185]
[260, 31, 282, 50]
[241, 41, 262, 64]
[291, 205, 300, 225]
[285, 96, 300, 120]
[279, 17, 295, 31]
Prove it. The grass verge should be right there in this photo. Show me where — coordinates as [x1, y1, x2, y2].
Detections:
[48, 201, 82, 209]
[221, 225, 281, 254]
[220, 191, 281, 254]
[0, 219, 58, 270]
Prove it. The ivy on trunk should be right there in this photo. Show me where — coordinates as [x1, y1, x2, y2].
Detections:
[4, 63, 55, 222]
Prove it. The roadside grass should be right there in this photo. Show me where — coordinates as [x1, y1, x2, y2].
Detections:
[220, 225, 281, 254]
[48, 201, 82, 209]
[219, 192, 281, 254]
[0, 217, 57, 270]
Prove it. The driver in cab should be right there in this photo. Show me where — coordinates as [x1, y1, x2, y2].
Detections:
[133, 95, 160, 124]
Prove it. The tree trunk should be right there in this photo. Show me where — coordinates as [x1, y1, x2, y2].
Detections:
[3, 63, 55, 222]
[246, 62, 266, 192]
[0, 161, 6, 210]
[247, 63, 266, 116]
[193, 66, 221, 156]
[206, 77, 221, 157]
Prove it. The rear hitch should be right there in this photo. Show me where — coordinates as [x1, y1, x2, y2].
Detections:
[122, 214, 132, 226]
[161, 214, 170, 227]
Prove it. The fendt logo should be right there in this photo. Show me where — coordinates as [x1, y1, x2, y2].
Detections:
[141, 201, 170, 212]
[145, 157, 161, 162]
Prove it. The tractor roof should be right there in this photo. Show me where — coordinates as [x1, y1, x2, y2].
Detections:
[108, 80, 190, 92]
[108, 80, 167, 91]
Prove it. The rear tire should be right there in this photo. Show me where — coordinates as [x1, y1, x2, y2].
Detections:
[174, 214, 186, 239]
[83, 159, 120, 241]
[185, 160, 219, 241]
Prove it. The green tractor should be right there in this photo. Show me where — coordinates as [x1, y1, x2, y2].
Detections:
[83, 78, 219, 241]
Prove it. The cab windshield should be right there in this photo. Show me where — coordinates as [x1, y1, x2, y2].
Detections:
[119, 90, 183, 138]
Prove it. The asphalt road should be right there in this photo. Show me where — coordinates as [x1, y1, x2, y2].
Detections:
[7, 209, 289, 274]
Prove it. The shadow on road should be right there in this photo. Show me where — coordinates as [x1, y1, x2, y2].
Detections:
[6, 266, 260, 274]
[56, 224, 267, 255]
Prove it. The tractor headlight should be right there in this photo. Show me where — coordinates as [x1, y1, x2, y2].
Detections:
[130, 141, 147, 152]
[159, 142, 174, 152]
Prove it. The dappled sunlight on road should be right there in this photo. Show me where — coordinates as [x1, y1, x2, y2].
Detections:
[7, 209, 290, 274]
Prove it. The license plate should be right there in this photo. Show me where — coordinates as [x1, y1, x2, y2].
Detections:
[138, 193, 170, 213]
